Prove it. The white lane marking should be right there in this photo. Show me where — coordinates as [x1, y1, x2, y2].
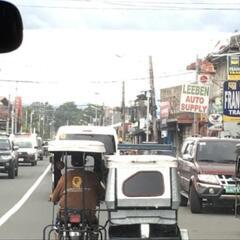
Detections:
[0, 164, 51, 227]
[180, 229, 189, 240]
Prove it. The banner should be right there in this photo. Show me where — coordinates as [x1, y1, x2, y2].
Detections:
[223, 80, 240, 122]
[180, 84, 210, 114]
[208, 114, 223, 131]
[160, 101, 170, 118]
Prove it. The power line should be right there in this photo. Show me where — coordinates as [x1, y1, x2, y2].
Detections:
[0, 79, 58, 84]
[0, 79, 41, 83]
[15, 1, 240, 11]
[90, 71, 194, 84]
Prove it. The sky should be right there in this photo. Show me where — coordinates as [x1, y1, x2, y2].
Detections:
[0, 0, 239, 107]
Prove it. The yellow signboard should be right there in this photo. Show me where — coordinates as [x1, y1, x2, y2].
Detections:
[228, 55, 240, 81]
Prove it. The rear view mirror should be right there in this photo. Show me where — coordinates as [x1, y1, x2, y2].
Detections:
[0, 1, 23, 53]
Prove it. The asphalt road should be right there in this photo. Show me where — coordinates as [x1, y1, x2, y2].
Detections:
[0, 158, 240, 240]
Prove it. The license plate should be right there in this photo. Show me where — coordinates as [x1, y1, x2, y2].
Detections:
[18, 158, 24, 162]
[225, 185, 240, 193]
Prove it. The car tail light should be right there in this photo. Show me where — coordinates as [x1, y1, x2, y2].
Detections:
[69, 214, 81, 223]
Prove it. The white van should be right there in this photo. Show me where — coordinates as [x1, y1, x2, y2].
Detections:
[13, 134, 39, 165]
[54, 125, 119, 155]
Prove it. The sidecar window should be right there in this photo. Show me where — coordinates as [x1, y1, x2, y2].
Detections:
[122, 171, 164, 197]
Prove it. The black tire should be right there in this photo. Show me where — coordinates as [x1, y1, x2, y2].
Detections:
[180, 194, 188, 206]
[31, 160, 37, 166]
[8, 166, 15, 179]
[189, 184, 202, 213]
[15, 167, 18, 177]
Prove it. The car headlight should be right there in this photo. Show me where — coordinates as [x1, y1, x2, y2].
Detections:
[1, 155, 12, 161]
[197, 174, 219, 185]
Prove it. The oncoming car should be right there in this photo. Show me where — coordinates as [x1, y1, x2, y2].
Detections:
[14, 139, 38, 166]
[0, 135, 19, 179]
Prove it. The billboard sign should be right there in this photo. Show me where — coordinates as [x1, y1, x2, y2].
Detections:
[223, 80, 240, 122]
[228, 55, 240, 80]
[160, 101, 170, 119]
[180, 84, 210, 114]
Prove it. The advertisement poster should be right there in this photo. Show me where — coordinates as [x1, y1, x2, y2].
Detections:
[228, 55, 240, 80]
[223, 80, 240, 122]
[180, 84, 210, 114]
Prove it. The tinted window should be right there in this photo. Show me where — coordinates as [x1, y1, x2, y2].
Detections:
[0, 139, 10, 150]
[197, 140, 239, 163]
[123, 171, 164, 197]
[61, 134, 116, 154]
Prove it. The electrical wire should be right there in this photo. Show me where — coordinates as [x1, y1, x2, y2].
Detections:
[90, 71, 194, 84]
[14, 0, 240, 11]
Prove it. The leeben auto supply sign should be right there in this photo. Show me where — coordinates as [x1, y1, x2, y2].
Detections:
[180, 84, 210, 114]
[223, 80, 240, 122]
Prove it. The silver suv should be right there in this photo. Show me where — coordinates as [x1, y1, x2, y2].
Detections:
[0, 135, 19, 179]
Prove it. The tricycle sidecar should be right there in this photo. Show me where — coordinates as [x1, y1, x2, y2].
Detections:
[105, 154, 187, 240]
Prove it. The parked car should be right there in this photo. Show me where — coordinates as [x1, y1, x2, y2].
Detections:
[0, 134, 19, 179]
[178, 136, 240, 213]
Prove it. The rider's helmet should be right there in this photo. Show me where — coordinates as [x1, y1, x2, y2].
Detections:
[71, 152, 85, 167]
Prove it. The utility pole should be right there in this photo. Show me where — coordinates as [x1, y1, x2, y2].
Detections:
[149, 56, 158, 142]
[30, 111, 34, 134]
[121, 81, 125, 142]
[6, 94, 11, 134]
[11, 98, 15, 134]
[146, 91, 150, 142]
[193, 55, 199, 136]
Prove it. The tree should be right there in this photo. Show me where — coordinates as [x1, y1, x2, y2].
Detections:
[22, 102, 55, 139]
[54, 102, 82, 131]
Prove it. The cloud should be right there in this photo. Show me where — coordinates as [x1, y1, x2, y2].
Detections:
[0, 29, 229, 107]
[10, 0, 240, 32]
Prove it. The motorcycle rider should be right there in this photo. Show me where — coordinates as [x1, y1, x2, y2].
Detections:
[50, 152, 105, 225]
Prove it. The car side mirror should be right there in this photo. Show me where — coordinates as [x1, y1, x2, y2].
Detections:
[13, 145, 19, 150]
[183, 154, 193, 162]
[0, 1, 23, 53]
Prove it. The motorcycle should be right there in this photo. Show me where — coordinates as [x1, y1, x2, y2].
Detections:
[43, 139, 108, 240]
[55, 209, 103, 240]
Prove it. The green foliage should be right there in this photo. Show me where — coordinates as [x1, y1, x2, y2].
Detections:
[54, 102, 82, 130]
[22, 101, 105, 139]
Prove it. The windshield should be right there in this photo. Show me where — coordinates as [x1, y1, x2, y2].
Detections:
[197, 141, 239, 163]
[62, 134, 116, 154]
[2, 1, 240, 239]
[0, 139, 10, 150]
[15, 141, 33, 149]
